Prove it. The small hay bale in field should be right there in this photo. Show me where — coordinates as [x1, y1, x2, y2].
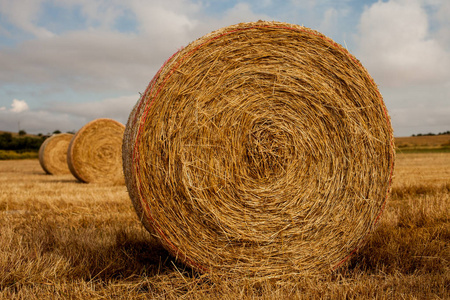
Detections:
[68, 118, 125, 184]
[122, 21, 395, 277]
[38, 133, 74, 175]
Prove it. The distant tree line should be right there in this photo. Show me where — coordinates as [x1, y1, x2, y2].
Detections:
[0, 130, 70, 153]
[0, 130, 74, 153]
[0, 132, 47, 153]
[412, 130, 450, 137]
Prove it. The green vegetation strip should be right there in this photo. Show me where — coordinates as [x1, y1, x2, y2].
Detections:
[396, 146, 450, 154]
[0, 150, 38, 160]
[0, 132, 46, 160]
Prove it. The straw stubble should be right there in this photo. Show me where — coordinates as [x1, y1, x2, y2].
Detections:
[122, 21, 395, 277]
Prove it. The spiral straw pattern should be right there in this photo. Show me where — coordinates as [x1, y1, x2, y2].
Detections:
[68, 118, 125, 184]
[123, 21, 395, 277]
[38, 133, 74, 175]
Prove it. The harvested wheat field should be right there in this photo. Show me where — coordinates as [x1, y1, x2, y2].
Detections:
[396, 134, 450, 148]
[0, 152, 448, 299]
[395, 134, 450, 153]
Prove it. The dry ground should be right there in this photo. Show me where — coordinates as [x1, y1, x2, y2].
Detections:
[0, 153, 449, 299]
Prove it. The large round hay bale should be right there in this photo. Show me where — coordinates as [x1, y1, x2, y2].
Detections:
[68, 118, 125, 184]
[38, 133, 74, 175]
[122, 21, 395, 277]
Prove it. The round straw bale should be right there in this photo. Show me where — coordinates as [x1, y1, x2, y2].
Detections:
[122, 21, 395, 277]
[68, 118, 125, 184]
[38, 133, 74, 175]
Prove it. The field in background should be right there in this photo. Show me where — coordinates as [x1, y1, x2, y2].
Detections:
[396, 134, 450, 153]
[0, 153, 449, 299]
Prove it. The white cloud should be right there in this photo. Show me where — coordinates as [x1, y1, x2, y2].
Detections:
[0, 30, 157, 92]
[353, 0, 450, 136]
[355, 0, 450, 87]
[49, 94, 138, 125]
[318, 7, 350, 37]
[0, 0, 271, 135]
[0, 95, 136, 134]
[0, 0, 55, 38]
[288, 0, 317, 10]
[390, 104, 450, 136]
[10, 99, 29, 113]
[43, 0, 137, 33]
[62, 0, 126, 29]
[130, 0, 199, 36]
[320, 8, 339, 31]
[0, 109, 81, 134]
[0, 1, 270, 94]
[1, 0, 447, 137]
[217, 2, 263, 24]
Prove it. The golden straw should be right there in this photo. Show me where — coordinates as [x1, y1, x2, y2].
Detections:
[123, 21, 395, 277]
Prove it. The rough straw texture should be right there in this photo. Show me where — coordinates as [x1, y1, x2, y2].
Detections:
[38, 133, 74, 175]
[68, 118, 125, 185]
[122, 21, 395, 277]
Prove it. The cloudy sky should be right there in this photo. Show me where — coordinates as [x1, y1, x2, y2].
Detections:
[0, 0, 449, 137]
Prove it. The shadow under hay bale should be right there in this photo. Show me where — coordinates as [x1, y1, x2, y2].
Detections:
[38, 133, 74, 175]
[68, 118, 125, 185]
[122, 21, 395, 278]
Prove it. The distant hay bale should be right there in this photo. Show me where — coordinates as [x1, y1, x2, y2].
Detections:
[122, 21, 395, 277]
[68, 118, 125, 184]
[38, 133, 73, 175]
